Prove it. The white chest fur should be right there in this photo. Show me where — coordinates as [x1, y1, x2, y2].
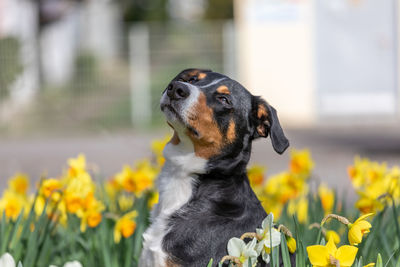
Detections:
[139, 141, 207, 267]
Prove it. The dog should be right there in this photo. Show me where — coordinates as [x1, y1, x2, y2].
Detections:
[139, 69, 290, 267]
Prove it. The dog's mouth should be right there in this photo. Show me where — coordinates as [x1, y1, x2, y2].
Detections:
[160, 104, 200, 138]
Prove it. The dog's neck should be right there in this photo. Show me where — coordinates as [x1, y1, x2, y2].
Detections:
[156, 140, 206, 216]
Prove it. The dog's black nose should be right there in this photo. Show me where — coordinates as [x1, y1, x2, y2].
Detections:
[167, 81, 190, 100]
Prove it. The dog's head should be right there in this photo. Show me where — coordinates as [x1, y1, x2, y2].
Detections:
[160, 68, 289, 173]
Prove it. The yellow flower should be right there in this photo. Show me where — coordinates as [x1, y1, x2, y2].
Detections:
[40, 178, 62, 198]
[8, 173, 29, 195]
[348, 213, 373, 246]
[87, 211, 102, 228]
[286, 237, 296, 253]
[77, 194, 104, 232]
[118, 194, 134, 211]
[115, 161, 156, 195]
[307, 236, 358, 267]
[247, 165, 266, 188]
[114, 210, 138, 243]
[289, 149, 314, 178]
[318, 183, 334, 215]
[363, 263, 375, 267]
[148, 191, 159, 209]
[68, 154, 87, 177]
[0, 190, 29, 220]
[151, 135, 171, 167]
[325, 230, 341, 245]
[287, 196, 308, 224]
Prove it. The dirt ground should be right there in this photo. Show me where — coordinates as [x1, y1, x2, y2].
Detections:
[1, 126, 400, 203]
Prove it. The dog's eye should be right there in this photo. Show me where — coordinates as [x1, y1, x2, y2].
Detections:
[188, 76, 198, 83]
[217, 95, 231, 106]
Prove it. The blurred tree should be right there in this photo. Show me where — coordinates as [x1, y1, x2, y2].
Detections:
[0, 37, 23, 99]
[116, 0, 170, 23]
[204, 0, 233, 20]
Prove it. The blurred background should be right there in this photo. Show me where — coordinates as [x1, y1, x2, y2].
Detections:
[0, 0, 399, 198]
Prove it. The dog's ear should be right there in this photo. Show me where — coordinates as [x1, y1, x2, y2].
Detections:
[251, 96, 289, 154]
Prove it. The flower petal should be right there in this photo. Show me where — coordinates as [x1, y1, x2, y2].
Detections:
[262, 213, 274, 229]
[0, 253, 16, 267]
[356, 220, 372, 231]
[307, 245, 329, 266]
[270, 229, 281, 247]
[227, 237, 245, 257]
[326, 236, 337, 255]
[348, 224, 362, 245]
[336, 245, 358, 266]
[354, 213, 374, 223]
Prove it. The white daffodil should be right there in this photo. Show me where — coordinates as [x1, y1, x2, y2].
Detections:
[49, 261, 83, 267]
[255, 213, 281, 263]
[227, 237, 259, 267]
[0, 253, 22, 267]
[63, 261, 83, 267]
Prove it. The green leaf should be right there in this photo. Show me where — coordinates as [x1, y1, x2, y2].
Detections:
[376, 253, 383, 267]
[395, 256, 400, 267]
[207, 259, 213, 267]
[280, 234, 291, 267]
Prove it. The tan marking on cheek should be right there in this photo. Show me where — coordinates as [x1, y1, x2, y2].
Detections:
[216, 85, 230, 94]
[186, 93, 223, 159]
[169, 131, 180, 145]
[226, 119, 236, 143]
[257, 104, 268, 119]
[198, 72, 207, 80]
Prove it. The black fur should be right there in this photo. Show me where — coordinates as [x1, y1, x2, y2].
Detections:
[160, 69, 292, 267]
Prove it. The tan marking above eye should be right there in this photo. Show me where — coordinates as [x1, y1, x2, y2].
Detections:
[226, 119, 236, 143]
[257, 104, 268, 119]
[186, 92, 223, 159]
[216, 85, 230, 95]
[197, 72, 207, 80]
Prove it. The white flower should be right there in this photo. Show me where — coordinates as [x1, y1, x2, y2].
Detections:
[49, 260, 83, 267]
[227, 237, 258, 267]
[0, 253, 21, 267]
[255, 213, 281, 263]
[63, 261, 83, 267]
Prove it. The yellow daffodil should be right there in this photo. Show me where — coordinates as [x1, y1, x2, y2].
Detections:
[348, 213, 373, 246]
[318, 183, 335, 215]
[325, 230, 341, 245]
[307, 236, 358, 267]
[67, 154, 87, 177]
[151, 135, 170, 167]
[247, 165, 266, 188]
[118, 194, 134, 211]
[8, 173, 29, 195]
[288, 196, 308, 224]
[363, 263, 375, 267]
[115, 161, 156, 196]
[114, 210, 138, 243]
[0, 190, 30, 220]
[289, 149, 314, 178]
[40, 178, 62, 198]
[286, 237, 296, 253]
[148, 191, 159, 209]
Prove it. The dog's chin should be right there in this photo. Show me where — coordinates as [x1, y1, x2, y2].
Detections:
[161, 106, 201, 140]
